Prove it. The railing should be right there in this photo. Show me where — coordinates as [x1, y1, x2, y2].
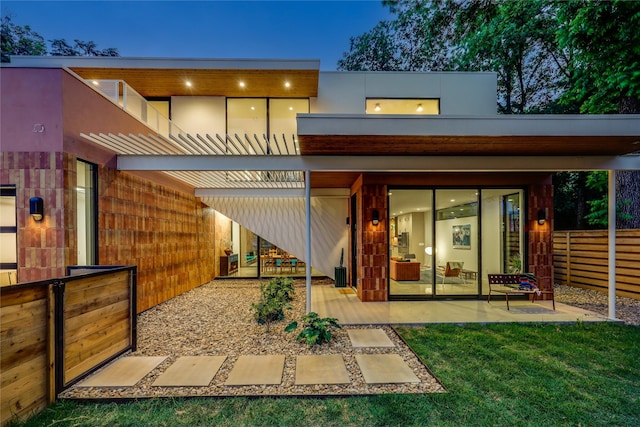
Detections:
[553, 229, 640, 300]
[89, 79, 185, 139]
[0, 266, 137, 426]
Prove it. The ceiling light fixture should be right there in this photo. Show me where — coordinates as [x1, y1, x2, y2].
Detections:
[185, 81, 192, 87]
[289, 106, 293, 111]
[92, 80, 99, 86]
[416, 104, 423, 112]
[239, 81, 245, 88]
[284, 81, 291, 88]
[374, 103, 381, 112]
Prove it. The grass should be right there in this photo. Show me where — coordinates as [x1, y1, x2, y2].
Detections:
[12, 322, 640, 427]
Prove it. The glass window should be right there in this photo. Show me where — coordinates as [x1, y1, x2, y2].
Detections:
[77, 160, 97, 265]
[434, 189, 479, 296]
[0, 185, 17, 285]
[227, 98, 267, 153]
[481, 189, 524, 295]
[388, 189, 434, 297]
[366, 99, 439, 115]
[269, 99, 309, 154]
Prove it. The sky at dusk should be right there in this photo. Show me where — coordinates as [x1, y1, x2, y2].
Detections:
[1, 0, 391, 70]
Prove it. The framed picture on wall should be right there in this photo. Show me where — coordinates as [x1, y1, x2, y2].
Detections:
[452, 224, 471, 249]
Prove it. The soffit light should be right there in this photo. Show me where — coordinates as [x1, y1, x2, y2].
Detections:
[416, 104, 423, 112]
[284, 81, 291, 88]
[239, 81, 246, 88]
[185, 81, 192, 87]
[374, 103, 381, 112]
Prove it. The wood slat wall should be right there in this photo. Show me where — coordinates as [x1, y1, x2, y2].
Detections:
[98, 166, 216, 313]
[62, 270, 132, 385]
[1, 283, 53, 427]
[553, 229, 640, 300]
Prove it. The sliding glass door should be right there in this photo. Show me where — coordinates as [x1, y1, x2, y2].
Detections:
[388, 187, 525, 300]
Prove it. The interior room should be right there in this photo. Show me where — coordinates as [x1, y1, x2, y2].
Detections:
[388, 188, 523, 298]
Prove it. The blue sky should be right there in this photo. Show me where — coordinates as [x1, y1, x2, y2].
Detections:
[2, 1, 391, 69]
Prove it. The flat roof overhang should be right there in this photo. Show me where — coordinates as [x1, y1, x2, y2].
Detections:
[297, 114, 640, 156]
[4, 56, 320, 98]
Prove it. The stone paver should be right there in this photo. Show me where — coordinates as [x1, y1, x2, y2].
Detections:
[76, 356, 166, 387]
[295, 354, 350, 385]
[225, 355, 285, 385]
[347, 328, 395, 348]
[356, 354, 420, 384]
[153, 356, 226, 387]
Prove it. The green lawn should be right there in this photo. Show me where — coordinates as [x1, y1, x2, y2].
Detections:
[14, 322, 640, 427]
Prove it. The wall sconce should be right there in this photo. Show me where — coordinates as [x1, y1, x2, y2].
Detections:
[537, 209, 546, 225]
[372, 210, 380, 226]
[29, 196, 44, 221]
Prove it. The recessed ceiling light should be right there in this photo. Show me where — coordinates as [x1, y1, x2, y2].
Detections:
[284, 81, 291, 88]
[416, 104, 423, 112]
[289, 106, 293, 111]
[250, 106, 255, 110]
[399, 211, 403, 214]
[374, 103, 381, 112]
[388, 192, 393, 196]
[239, 81, 245, 88]
[185, 81, 192, 87]
[92, 80, 99, 86]
[450, 199, 455, 202]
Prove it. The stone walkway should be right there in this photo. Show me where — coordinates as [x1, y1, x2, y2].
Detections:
[66, 327, 440, 398]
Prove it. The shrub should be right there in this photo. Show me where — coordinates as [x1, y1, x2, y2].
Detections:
[252, 277, 295, 331]
[285, 312, 341, 345]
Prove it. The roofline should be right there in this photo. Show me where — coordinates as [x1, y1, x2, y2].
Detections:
[297, 114, 640, 137]
[117, 154, 640, 172]
[3, 55, 321, 71]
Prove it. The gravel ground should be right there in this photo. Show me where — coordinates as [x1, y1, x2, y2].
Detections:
[555, 284, 640, 326]
[59, 279, 638, 400]
[60, 279, 445, 399]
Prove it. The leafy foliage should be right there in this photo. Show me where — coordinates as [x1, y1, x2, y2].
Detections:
[556, 0, 640, 114]
[252, 277, 295, 331]
[1, 14, 119, 62]
[285, 312, 341, 346]
[1, 15, 46, 62]
[583, 171, 633, 227]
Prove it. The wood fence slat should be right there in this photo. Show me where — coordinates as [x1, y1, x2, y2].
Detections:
[553, 229, 640, 300]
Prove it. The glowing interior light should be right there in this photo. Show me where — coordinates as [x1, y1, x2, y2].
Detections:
[374, 103, 381, 112]
[416, 104, 423, 112]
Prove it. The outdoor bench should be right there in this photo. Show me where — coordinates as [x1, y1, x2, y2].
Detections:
[487, 273, 555, 311]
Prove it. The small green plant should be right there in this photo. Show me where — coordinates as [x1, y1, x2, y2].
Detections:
[285, 312, 341, 345]
[252, 277, 295, 331]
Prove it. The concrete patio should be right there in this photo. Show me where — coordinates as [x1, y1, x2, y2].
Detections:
[311, 284, 610, 325]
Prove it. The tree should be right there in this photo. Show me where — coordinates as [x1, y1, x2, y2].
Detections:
[1, 15, 119, 61]
[453, 0, 565, 113]
[557, 0, 640, 229]
[0, 15, 46, 62]
[338, 21, 400, 71]
[50, 38, 120, 57]
[338, 0, 566, 113]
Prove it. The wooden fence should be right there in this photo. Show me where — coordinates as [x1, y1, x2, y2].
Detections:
[0, 266, 136, 426]
[553, 229, 640, 300]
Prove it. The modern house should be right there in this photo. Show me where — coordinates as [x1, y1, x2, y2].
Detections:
[1, 56, 638, 312]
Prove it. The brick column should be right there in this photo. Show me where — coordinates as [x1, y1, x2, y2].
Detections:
[358, 184, 388, 302]
[528, 182, 554, 293]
